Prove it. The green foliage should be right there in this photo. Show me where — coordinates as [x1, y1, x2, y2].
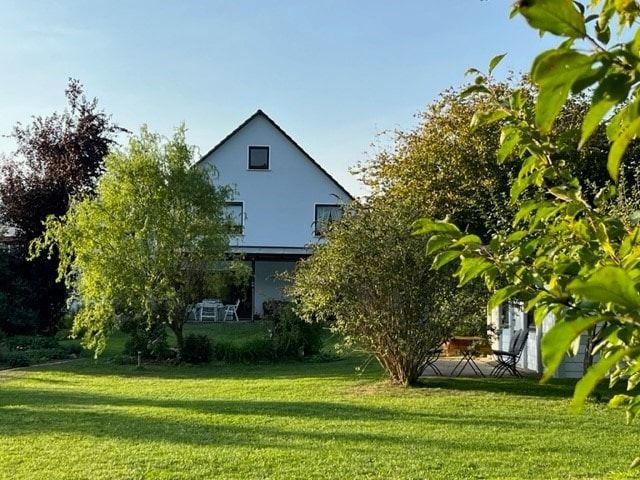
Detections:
[212, 338, 274, 363]
[268, 302, 323, 359]
[0, 334, 82, 368]
[30, 126, 234, 356]
[415, 1, 640, 454]
[121, 317, 171, 361]
[0, 250, 40, 335]
[290, 196, 485, 385]
[183, 334, 213, 364]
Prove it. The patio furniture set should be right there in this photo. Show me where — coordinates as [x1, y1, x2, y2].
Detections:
[424, 329, 529, 378]
[188, 299, 240, 322]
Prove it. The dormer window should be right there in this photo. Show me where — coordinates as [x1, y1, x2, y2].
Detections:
[248, 146, 269, 170]
[315, 204, 342, 236]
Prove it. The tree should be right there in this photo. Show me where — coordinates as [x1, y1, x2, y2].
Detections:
[289, 196, 484, 386]
[355, 78, 624, 336]
[415, 0, 640, 458]
[0, 79, 123, 333]
[357, 79, 632, 242]
[31, 126, 233, 356]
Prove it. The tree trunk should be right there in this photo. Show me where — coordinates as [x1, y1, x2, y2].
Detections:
[170, 322, 184, 361]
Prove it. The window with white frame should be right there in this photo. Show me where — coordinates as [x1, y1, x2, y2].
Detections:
[499, 302, 511, 329]
[314, 204, 342, 236]
[248, 146, 269, 170]
[223, 202, 244, 234]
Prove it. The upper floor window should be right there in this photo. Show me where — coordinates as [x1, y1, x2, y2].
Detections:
[248, 146, 270, 170]
[223, 202, 244, 234]
[315, 204, 342, 236]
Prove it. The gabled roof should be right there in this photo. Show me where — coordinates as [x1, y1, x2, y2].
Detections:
[196, 109, 354, 200]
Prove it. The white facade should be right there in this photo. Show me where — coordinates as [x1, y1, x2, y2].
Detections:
[489, 304, 588, 378]
[198, 110, 353, 317]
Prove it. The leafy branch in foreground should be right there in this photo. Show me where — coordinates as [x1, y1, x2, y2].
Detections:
[415, 0, 640, 445]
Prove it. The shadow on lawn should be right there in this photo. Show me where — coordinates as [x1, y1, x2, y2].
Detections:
[20, 355, 381, 382]
[0, 387, 579, 454]
[418, 376, 578, 400]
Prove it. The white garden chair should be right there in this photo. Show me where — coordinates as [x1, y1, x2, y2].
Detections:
[196, 299, 223, 322]
[223, 299, 240, 321]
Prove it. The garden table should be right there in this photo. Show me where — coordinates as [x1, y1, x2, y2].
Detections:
[450, 348, 485, 377]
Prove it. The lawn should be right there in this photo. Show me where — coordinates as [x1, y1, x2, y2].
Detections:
[0, 327, 638, 479]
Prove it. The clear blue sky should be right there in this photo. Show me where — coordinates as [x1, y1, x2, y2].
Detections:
[0, 1, 558, 197]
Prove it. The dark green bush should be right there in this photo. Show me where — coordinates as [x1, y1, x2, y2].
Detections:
[120, 318, 170, 360]
[183, 334, 213, 364]
[61, 343, 83, 356]
[2, 352, 31, 368]
[6, 335, 59, 351]
[262, 299, 290, 319]
[270, 303, 323, 359]
[212, 338, 273, 363]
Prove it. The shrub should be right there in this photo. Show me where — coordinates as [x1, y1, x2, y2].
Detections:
[61, 343, 83, 356]
[2, 352, 31, 368]
[183, 334, 213, 364]
[270, 303, 323, 359]
[6, 335, 58, 351]
[262, 300, 290, 319]
[212, 339, 273, 363]
[120, 318, 170, 360]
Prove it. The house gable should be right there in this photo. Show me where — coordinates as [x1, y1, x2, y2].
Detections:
[198, 110, 353, 249]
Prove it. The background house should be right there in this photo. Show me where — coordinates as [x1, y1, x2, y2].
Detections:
[488, 303, 589, 378]
[197, 110, 353, 318]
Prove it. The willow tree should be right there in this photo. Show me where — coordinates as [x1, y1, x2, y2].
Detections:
[32, 126, 232, 356]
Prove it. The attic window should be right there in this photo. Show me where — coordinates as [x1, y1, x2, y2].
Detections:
[315, 204, 342, 236]
[248, 146, 269, 170]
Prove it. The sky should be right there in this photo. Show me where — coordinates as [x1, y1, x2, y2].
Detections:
[0, 0, 559, 197]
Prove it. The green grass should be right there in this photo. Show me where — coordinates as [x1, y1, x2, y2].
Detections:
[0, 334, 638, 479]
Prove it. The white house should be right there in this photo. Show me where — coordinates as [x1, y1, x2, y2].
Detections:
[196, 110, 353, 318]
[489, 303, 589, 378]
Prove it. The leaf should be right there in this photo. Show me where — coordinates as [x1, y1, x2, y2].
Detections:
[580, 73, 630, 148]
[506, 230, 528, 243]
[460, 84, 490, 98]
[517, 0, 586, 38]
[608, 394, 633, 408]
[568, 266, 640, 311]
[497, 128, 521, 163]
[608, 116, 640, 182]
[571, 347, 638, 412]
[432, 250, 462, 270]
[470, 109, 510, 130]
[488, 53, 507, 74]
[453, 234, 482, 247]
[488, 285, 522, 311]
[457, 257, 493, 287]
[514, 200, 539, 226]
[412, 218, 461, 237]
[541, 316, 602, 382]
[531, 49, 595, 132]
[426, 234, 454, 254]
[510, 176, 531, 203]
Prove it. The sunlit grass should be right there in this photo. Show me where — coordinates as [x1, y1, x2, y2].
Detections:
[0, 333, 638, 479]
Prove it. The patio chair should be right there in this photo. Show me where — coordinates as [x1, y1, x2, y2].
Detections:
[196, 299, 222, 322]
[422, 347, 442, 376]
[222, 299, 240, 321]
[490, 329, 529, 377]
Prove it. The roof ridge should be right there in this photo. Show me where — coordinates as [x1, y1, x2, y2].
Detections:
[195, 110, 354, 200]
